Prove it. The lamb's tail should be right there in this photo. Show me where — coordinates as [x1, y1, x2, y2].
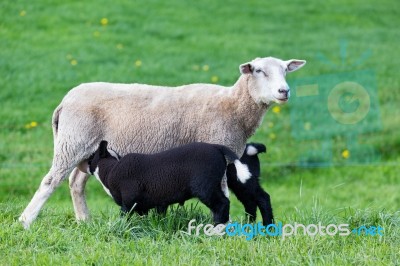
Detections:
[214, 145, 251, 183]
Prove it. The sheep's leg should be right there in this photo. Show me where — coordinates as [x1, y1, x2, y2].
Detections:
[220, 174, 229, 198]
[69, 168, 91, 221]
[19, 163, 75, 229]
[255, 187, 274, 225]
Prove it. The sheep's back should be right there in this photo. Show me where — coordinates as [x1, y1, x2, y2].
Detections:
[55, 82, 246, 160]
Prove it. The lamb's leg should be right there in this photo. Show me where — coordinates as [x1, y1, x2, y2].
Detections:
[211, 195, 230, 224]
[69, 168, 91, 221]
[237, 195, 258, 222]
[242, 199, 258, 222]
[135, 207, 149, 216]
[155, 205, 168, 215]
[229, 185, 257, 222]
[199, 190, 230, 225]
[255, 187, 274, 225]
[120, 204, 129, 216]
[19, 162, 75, 229]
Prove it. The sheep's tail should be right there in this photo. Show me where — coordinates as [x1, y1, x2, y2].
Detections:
[52, 104, 63, 140]
[214, 145, 251, 184]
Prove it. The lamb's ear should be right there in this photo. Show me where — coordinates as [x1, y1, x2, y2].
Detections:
[246, 143, 267, 156]
[107, 148, 121, 161]
[239, 62, 254, 74]
[99, 141, 108, 158]
[246, 145, 258, 156]
[253, 143, 267, 154]
[286, 59, 306, 72]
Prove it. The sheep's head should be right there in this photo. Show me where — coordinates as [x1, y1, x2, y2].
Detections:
[240, 57, 306, 105]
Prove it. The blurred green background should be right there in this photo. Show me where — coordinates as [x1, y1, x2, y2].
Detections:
[0, 0, 399, 264]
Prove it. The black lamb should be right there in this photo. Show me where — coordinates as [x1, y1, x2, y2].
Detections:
[88, 141, 251, 224]
[227, 143, 274, 225]
[156, 143, 274, 225]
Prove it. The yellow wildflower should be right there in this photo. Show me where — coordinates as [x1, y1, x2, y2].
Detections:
[342, 149, 350, 159]
[71, 59, 78, 66]
[269, 133, 276, 139]
[20, 10, 26, 17]
[211, 76, 219, 83]
[202, 65, 209, 71]
[25, 121, 38, 129]
[272, 106, 281, 114]
[135, 60, 142, 67]
[100, 18, 108, 26]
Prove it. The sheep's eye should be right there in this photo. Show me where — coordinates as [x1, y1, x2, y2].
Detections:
[255, 69, 267, 77]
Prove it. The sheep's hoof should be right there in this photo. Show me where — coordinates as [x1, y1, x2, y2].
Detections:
[18, 215, 31, 230]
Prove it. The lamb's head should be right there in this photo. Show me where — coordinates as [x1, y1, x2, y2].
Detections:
[240, 143, 267, 178]
[88, 140, 120, 175]
[240, 57, 306, 105]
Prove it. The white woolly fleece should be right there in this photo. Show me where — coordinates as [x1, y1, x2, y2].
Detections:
[234, 160, 251, 183]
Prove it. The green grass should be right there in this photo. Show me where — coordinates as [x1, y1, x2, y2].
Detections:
[1, 0, 399, 264]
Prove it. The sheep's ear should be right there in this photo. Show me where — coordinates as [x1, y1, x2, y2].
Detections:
[239, 62, 254, 74]
[285, 59, 306, 72]
[99, 141, 108, 158]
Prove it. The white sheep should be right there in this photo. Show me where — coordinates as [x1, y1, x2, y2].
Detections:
[19, 56, 306, 228]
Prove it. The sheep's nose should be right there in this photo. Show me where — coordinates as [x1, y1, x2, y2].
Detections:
[278, 88, 290, 98]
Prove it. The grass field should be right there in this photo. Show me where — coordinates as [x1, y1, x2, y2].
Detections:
[1, 0, 399, 265]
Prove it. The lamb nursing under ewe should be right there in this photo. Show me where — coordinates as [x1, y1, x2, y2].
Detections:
[19, 56, 306, 228]
[156, 143, 274, 225]
[88, 141, 251, 224]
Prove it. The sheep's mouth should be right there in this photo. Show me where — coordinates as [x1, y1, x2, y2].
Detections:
[274, 96, 289, 103]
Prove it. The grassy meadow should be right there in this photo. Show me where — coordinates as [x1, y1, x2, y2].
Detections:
[1, 0, 399, 265]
